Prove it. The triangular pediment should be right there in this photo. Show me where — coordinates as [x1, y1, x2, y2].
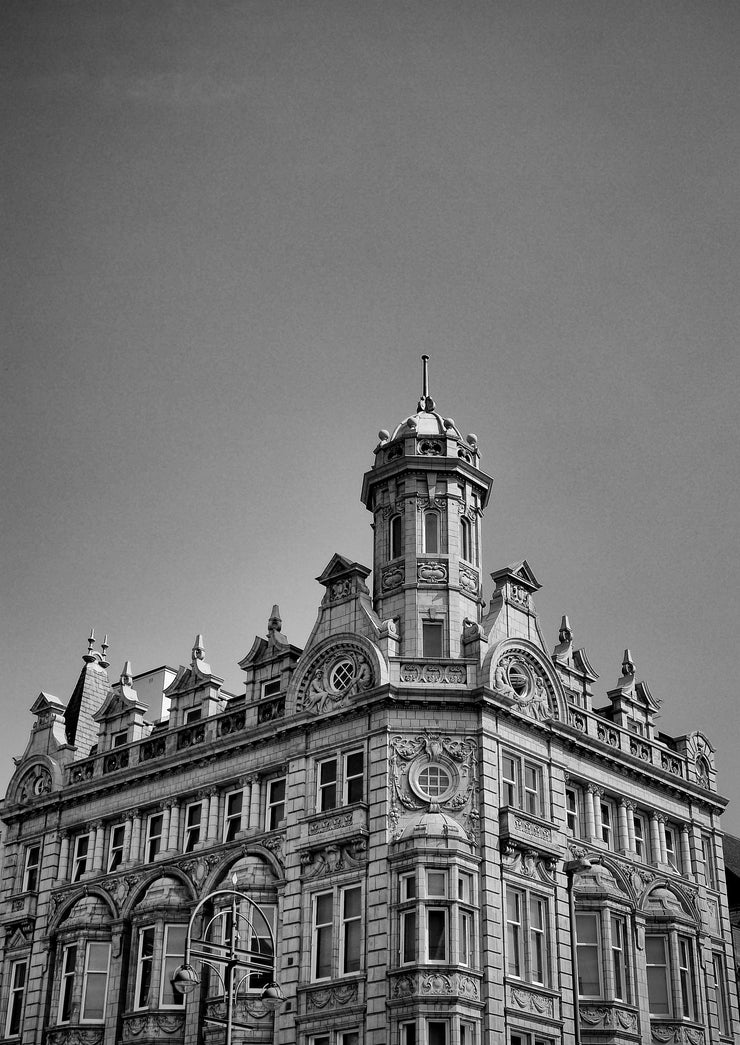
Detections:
[29, 691, 65, 716]
[315, 553, 371, 586]
[6, 926, 30, 950]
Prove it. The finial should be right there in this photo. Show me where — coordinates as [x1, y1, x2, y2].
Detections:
[418, 354, 435, 412]
[87, 628, 95, 654]
[120, 661, 133, 687]
[192, 635, 205, 661]
[622, 649, 636, 678]
[83, 627, 98, 663]
[267, 605, 282, 635]
[559, 615, 573, 645]
[99, 634, 109, 668]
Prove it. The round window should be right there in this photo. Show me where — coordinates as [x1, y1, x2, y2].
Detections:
[330, 660, 355, 692]
[506, 661, 533, 700]
[417, 764, 452, 798]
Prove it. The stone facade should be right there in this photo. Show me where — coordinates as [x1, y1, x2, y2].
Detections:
[1, 367, 738, 1045]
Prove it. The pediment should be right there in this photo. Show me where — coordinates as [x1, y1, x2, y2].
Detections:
[92, 687, 143, 723]
[29, 691, 65, 716]
[315, 553, 371, 586]
[491, 559, 542, 593]
[5, 926, 30, 950]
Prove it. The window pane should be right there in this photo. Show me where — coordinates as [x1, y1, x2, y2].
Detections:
[646, 935, 670, 1015]
[576, 913, 601, 996]
[422, 622, 443, 658]
[425, 512, 439, 553]
[161, 925, 187, 1007]
[428, 1022, 447, 1045]
[82, 942, 110, 1021]
[427, 909, 447, 961]
[402, 910, 417, 963]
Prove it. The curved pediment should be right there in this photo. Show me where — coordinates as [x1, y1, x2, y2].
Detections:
[288, 632, 388, 717]
[483, 638, 567, 723]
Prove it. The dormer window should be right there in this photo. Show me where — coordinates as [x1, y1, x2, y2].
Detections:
[112, 730, 128, 748]
[424, 512, 440, 554]
[184, 707, 202, 724]
[389, 515, 403, 559]
[262, 678, 281, 700]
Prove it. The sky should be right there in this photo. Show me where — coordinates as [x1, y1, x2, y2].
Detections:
[2, 1, 739, 830]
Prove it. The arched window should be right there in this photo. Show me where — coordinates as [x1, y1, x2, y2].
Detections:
[460, 517, 471, 562]
[424, 512, 439, 555]
[389, 515, 402, 560]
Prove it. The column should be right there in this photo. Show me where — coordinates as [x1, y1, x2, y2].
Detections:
[91, 820, 105, 873]
[592, 788, 603, 843]
[167, 800, 181, 852]
[626, 801, 636, 853]
[58, 831, 70, 882]
[584, 785, 596, 841]
[123, 815, 133, 865]
[129, 810, 143, 866]
[617, 799, 630, 852]
[680, 825, 692, 876]
[240, 777, 251, 833]
[656, 814, 668, 864]
[249, 776, 262, 831]
[207, 787, 220, 843]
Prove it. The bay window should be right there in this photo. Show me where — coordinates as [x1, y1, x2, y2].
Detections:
[58, 944, 77, 1023]
[160, 925, 187, 1007]
[575, 912, 602, 997]
[646, 935, 670, 1015]
[133, 923, 186, 1010]
[81, 941, 110, 1022]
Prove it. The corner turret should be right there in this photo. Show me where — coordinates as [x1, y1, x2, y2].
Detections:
[361, 357, 493, 659]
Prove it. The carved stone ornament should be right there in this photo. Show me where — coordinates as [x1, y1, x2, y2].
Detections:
[459, 565, 479, 595]
[305, 982, 359, 1010]
[179, 852, 224, 893]
[400, 662, 466, 685]
[650, 1023, 705, 1044]
[417, 438, 443, 456]
[381, 564, 404, 591]
[579, 1005, 638, 1031]
[309, 812, 354, 835]
[391, 972, 479, 999]
[509, 583, 531, 609]
[329, 578, 352, 601]
[121, 1013, 185, 1040]
[298, 643, 375, 715]
[388, 731, 479, 842]
[301, 839, 367, 878]
[492, 654, 554, 721]
[502, 844, 557, 882]
[17, 764, 52, 802]
[509, 986, 554, 1017]
[417, 560, 447, 584]
[46, 1030, 106, 1045]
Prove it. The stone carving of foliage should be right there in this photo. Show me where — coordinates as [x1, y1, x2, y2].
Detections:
[305, 983, 359, 1009]
[388, 731, 479, 842]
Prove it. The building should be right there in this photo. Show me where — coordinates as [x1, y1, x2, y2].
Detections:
[1, 362, 738, 1045]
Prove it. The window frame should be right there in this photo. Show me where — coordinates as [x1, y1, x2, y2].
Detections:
[318, 757, 338, 812]
[134, 925, 156, 1010]
[344, 750, 364, 805]
[664, 824, 682, 873]
[389, 513, 403, 559]
[565, 786, 581, 838]
[72, 832, 90, 883]
[611, 914, 631, 1003]
[23, 843, 41, 892]
[266, 777, 286, 831]
[183, 800, 203, 853]
[501, 752, 545, 818]
[634, 811, 650, 862]
[506, 886, 550, 986]
[646, 933, 671, 1015]
[702, 834, 718, 890]
[423, 511, 440, 554]
[600, 798, 616, 849]
[80, 940, 111, 1023]
[575, 910, 602, 998]
[422, 620, 443, 659]
[223, 788, 244, 843]
[145, 812, 164, 863]
[261, 678, 281, 699]
[340, 885, 362, 974]
[311, 884, 363, 982]
[107, 823, 126, 873]
[159, 924, 187, 1009]
[5, 958, 27, 1038]
[712, 951, 731, 1036]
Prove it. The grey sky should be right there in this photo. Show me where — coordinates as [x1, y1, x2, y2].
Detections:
[2, 2, 739, 828]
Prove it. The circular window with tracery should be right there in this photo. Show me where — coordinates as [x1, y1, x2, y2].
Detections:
[409, 759, 457, 804]
[417, 765, 451, 798]
[330, 659, 355, 692]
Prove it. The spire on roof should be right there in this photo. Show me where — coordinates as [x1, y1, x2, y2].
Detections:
[418, 354, 435, 413]
[622, 649, 636, 678]
[120, 661, 133, 687]
[84, 627, 96, 663]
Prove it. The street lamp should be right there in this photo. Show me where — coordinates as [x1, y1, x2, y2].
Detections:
[172, 874, 285, 1044]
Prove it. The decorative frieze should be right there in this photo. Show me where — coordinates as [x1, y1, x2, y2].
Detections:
[399, 662, 467, 685]
[46, 1029, 106, 1045]
[304, 982, 359, 1010]
[391, 971, 480, 999]
[507, 984, 556, 1018]
[650, 1022, 704, 1044]
[121, 1013, 185, 1040]
[300, 839, 367, 878]
[580, 1004, 639, 1031]
[381, 564, 404, 591]
[308, 812, 354, 835]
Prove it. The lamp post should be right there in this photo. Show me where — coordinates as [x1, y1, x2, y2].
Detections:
[172, 874, 285, 1044]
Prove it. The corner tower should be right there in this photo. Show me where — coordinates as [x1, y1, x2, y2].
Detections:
[361, 356, 493, 659]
